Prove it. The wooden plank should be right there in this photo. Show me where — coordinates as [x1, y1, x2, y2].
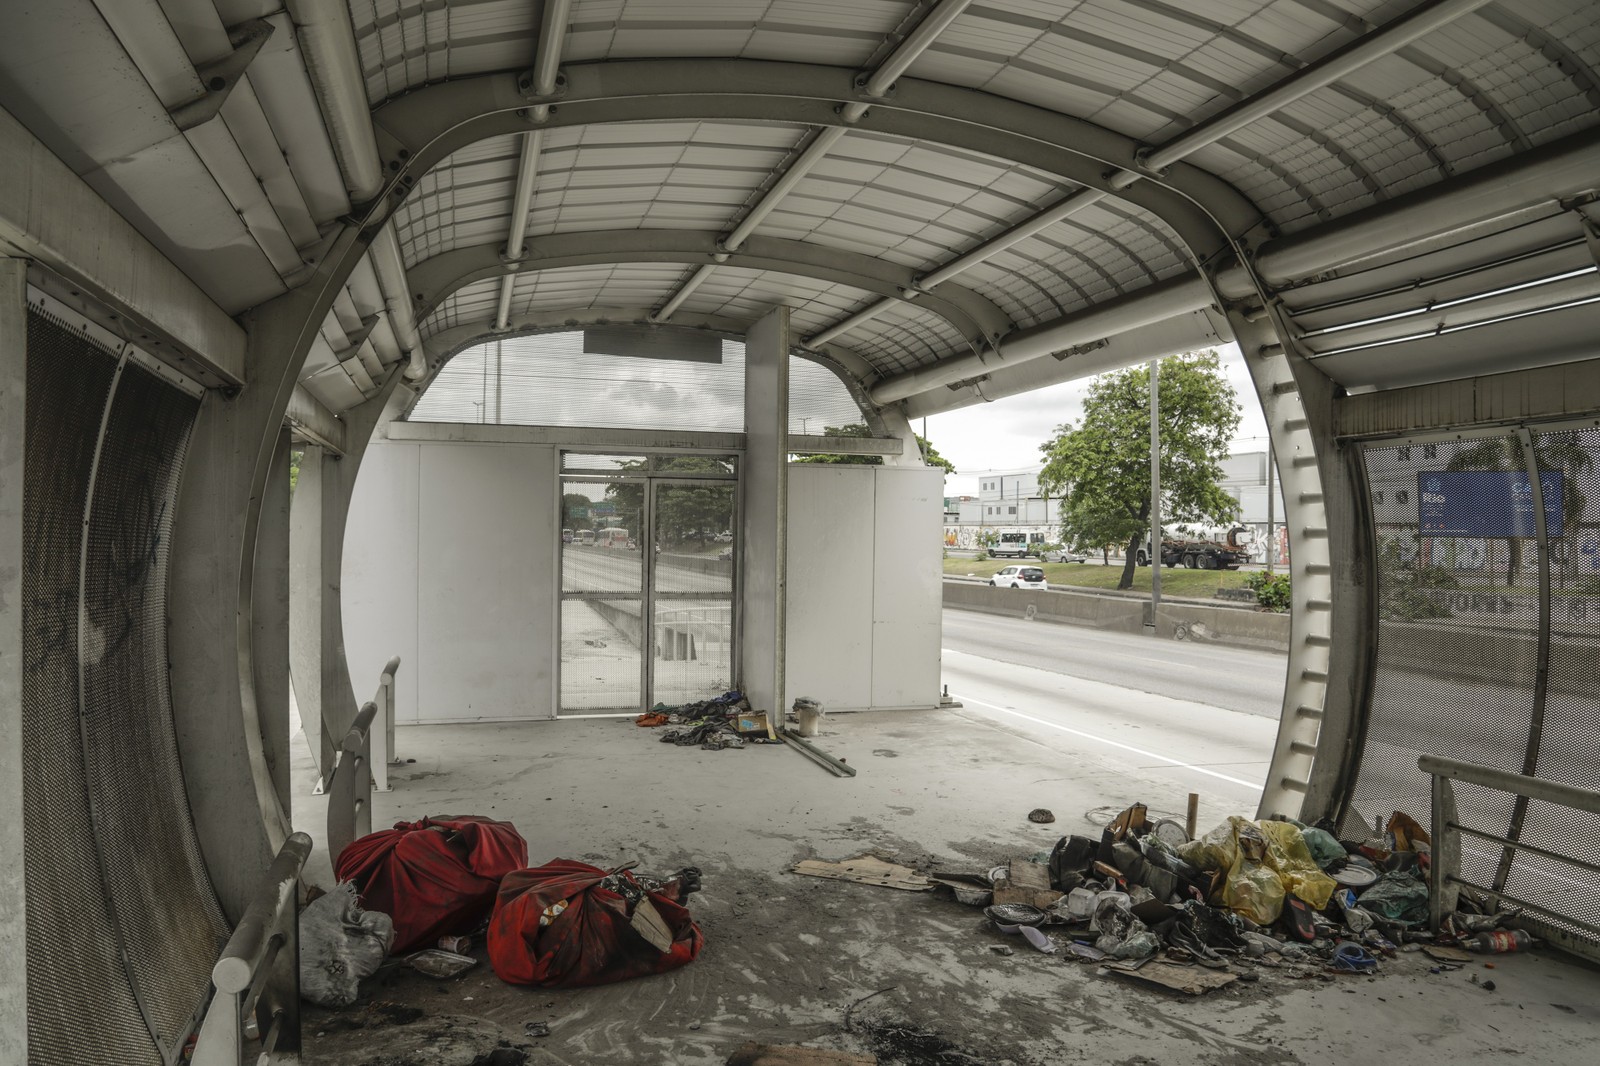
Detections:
[726, 1044, 876, 1065]
[791, 856, 932, 892]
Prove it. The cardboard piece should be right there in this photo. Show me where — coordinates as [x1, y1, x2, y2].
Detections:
[1103, 959, 1239, 995]
[791, 855, 933, 892]
[735, 711, 777, 739]
[726, 1045, 876, 1066]
[992, 859, 1061, 909]
[630, 897, 675, 953]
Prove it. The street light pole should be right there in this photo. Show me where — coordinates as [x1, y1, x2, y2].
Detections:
[1148, 358, 1162, 629]
[1266, 441, 1276, 574]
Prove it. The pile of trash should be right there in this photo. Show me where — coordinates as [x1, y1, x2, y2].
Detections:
[301, 814, 704, 1007]
[635, 690, 783, 749]
[919, 803, 1526, 994]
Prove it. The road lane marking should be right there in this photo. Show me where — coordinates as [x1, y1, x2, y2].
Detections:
[953, 692, 1263, 790]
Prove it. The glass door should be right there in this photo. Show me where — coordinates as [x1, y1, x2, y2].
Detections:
[558, 453, 737, 714]
[559, 457, 646, 712]
[650, 471, 737, 707]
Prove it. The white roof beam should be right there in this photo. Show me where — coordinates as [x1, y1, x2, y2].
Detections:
[652, 0, 976, 322]
[495, 0, 570, 330]
[806, 0, 1496, 351]
[285, 0, 383, 203]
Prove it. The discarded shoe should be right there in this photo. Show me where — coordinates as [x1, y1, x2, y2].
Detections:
[1330, 942, 1378, 973]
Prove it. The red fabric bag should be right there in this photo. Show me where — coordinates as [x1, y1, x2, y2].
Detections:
[487, 860, 704, 987]
[335, 815, 527, 954]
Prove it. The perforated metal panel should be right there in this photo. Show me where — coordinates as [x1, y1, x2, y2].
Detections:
[21, 311, 153, 1065]
[23, 311, 225, 1065]
[80, 361, 226, 1055]
[1349, 427, 1600, 952]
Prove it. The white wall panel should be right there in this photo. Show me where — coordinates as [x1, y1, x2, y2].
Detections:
[342, 440, 420, 724]
[871, 467, 944, 709]
[785, 465, 875, 710]
[417, 443, 557, 722]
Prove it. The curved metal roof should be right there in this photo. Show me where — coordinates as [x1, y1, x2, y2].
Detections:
[0, 0, 1596, 415]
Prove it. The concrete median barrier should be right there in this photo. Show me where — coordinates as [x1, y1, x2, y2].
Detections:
[943, 579, 1290, 652]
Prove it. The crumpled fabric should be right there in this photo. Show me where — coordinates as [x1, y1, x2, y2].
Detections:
[299, 883, 393, 1007]
[488, 859, 703, 987]
[1357, 870, 1430, 924]
[335, 815, 528, 954]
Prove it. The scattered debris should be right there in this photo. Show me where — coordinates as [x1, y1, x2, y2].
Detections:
[523, 1022, 549, 1038]
[1028, 808, 1055, 824]
[780, 727, 856, 777]
[406, 949, 478, 979]
[792, 855, 933, 892]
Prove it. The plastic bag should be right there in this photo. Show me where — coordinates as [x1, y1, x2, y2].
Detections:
[1357, 871, 1430, 924]
[300, 883, 394, 1007]
[1109, 924, 1158, 960]
[1179, 818, 1245, 872]
[1289, 819, 1347, 870]
[1222, 855, 1285, 926]
[1258, 820, 1337, 910]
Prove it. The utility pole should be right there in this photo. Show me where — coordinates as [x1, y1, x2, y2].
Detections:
[1149, 358, 1162, 628]
[1265, 441, 1276, 574]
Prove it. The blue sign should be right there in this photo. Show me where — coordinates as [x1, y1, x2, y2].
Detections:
[1417, 470, 1563, 538]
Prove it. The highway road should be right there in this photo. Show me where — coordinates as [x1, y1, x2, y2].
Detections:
[942, 606, 1287, 719]
[940, 606, 1282, 818]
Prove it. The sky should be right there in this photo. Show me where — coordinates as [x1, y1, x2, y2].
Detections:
[924, 341, 1271, 495]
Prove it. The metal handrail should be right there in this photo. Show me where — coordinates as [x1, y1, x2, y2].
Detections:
[1420, 754, 1600, 963]
[326, 700, 377, 862]
[372, 655, 401, 792]
[191, 833, 312, 1066]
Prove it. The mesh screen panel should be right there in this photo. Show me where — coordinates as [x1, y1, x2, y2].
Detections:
[22, 313, 156, 1065]
[81, 361, 226, 1055]
[1349, 430, 1600, 952]
[23, 313, 225, 1063]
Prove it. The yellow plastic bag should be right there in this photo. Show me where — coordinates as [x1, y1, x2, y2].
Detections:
[1258, 819, 1337, 910]
[1179, 816, 1249, 872]
[1222, 855, 1285, 925]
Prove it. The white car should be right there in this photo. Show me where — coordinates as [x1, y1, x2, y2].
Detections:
[1041, 548, 1087, 563]
[989, 565, 1047, 590]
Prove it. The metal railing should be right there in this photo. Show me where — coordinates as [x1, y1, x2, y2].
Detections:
[326, 656, 402, 862]
[191, 833, 311, 1066]
[1420, 754, 1600, 963]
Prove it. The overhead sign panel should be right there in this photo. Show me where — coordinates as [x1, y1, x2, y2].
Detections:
[1417, 470, 1563, 538]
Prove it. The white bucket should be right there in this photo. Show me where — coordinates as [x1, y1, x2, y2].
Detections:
[794, 697, 824, 737]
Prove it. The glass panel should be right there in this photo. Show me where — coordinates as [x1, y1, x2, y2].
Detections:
[563, 452, 649, 473]
[559, 600, 642, 711]
[561, 477, 644, 594]
[652, 600, 734, 706]
[653, 481, 736, 596]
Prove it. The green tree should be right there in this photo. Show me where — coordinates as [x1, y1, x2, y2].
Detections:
[792, 422, 956, 473]
[603, 457, 736, 549]
[1038, 351, 1242, 590]
[1444, 434, 1592, 587]
[562, 492, 594, 529]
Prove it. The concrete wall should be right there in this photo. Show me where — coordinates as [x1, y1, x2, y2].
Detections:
[343, 439, 558, 723]
[787, 464, 944, 711]
[345, 440, 944, 721]
[943, 580, 1291, 653]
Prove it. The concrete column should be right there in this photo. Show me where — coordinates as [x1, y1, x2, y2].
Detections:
[741, 307, 790, 716]
[290, 443, 329, 780]
[255, 428, 294, 812]
[0, 258, 28, 1066]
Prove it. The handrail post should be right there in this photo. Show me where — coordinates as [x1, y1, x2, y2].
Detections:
[1429, 771, 1462, 930]
[371, 655, 402, 793]
[326, 701, 377, 862]
[192, 832, 311, 1066]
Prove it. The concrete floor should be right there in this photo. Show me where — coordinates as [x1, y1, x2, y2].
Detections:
[293, 709, 1600, 1066]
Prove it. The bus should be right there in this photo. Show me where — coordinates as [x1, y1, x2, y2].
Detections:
[596, 527, 631, 548]
[577, 529, 595, 546]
